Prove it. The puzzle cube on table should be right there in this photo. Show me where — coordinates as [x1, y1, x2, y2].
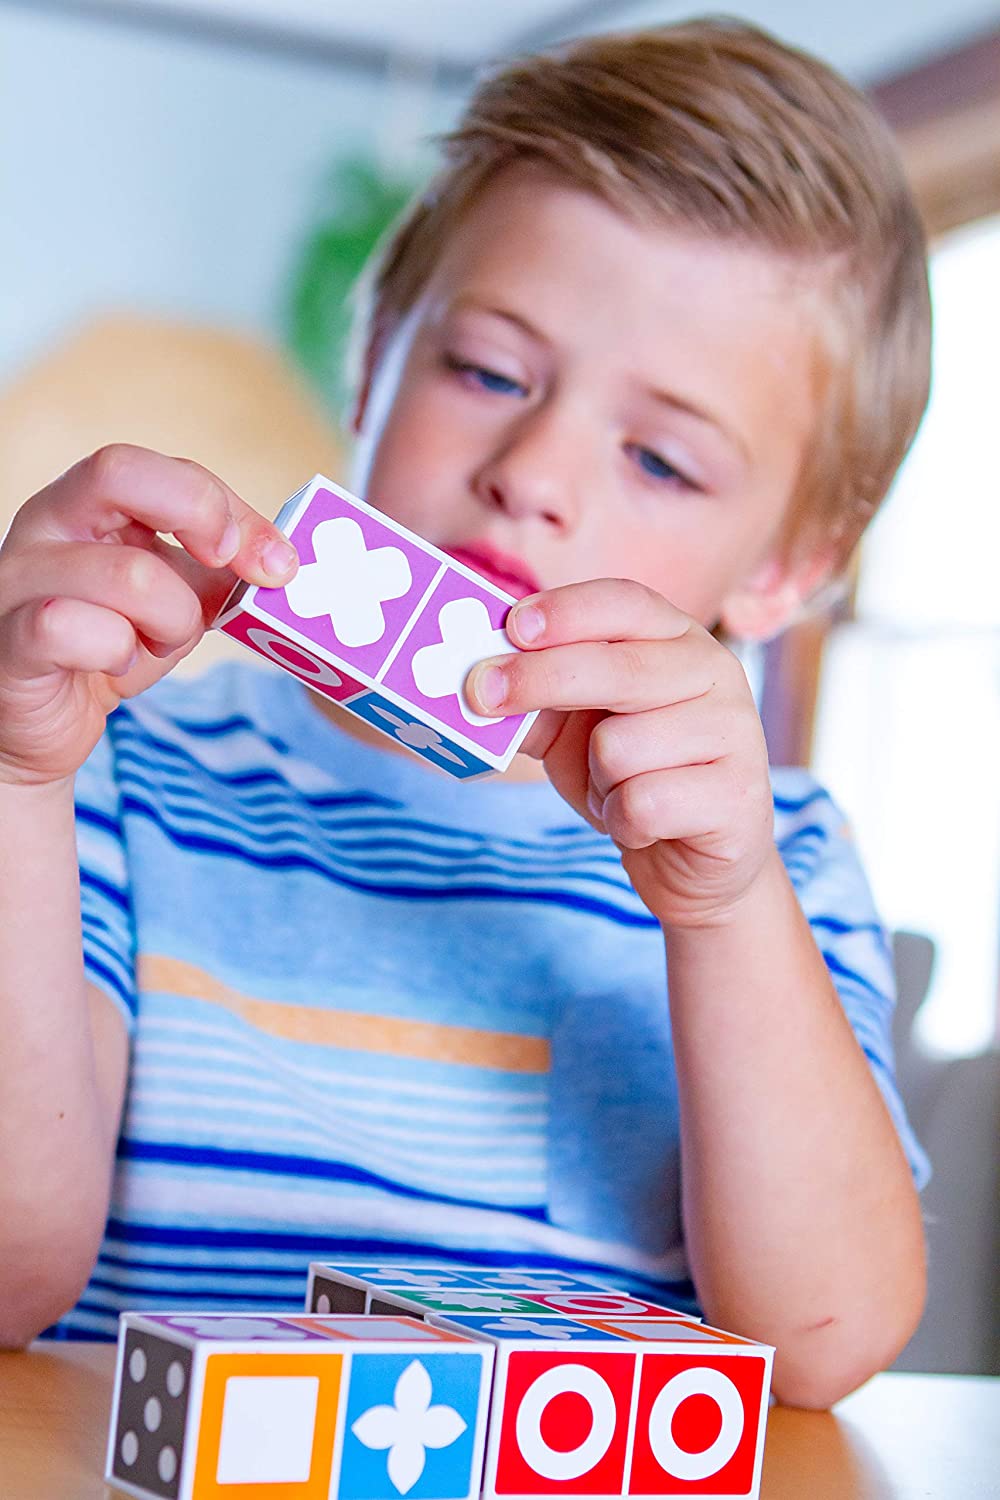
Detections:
[213, 475, 537, 779]
[105, 1311, 493, 1500]
[307, 1260, 775, 1499]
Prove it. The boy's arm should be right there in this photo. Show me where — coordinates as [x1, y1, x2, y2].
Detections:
[469, 578, 926, 1408]
[663, 846, 925, 1409]
[0, 779, 129, 1348]
[0, 446, 300, 1347]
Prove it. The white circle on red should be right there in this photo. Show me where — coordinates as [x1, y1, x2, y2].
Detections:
[246, 627, 344, 687]
[550, 1296, 640, 1315]
[515, 1365, 617, 1481]
[648, 1367, 744, 1480]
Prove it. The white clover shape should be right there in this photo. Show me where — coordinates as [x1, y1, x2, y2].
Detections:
[351, 1360, 467, 1495]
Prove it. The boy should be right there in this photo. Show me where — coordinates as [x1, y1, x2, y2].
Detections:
[0, 20, 930, 1407]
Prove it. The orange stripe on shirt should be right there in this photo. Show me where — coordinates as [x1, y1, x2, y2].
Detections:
[138, 953, 550, 1074]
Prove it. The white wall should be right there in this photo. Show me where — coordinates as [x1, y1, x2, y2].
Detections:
[0, 6, 458, 384]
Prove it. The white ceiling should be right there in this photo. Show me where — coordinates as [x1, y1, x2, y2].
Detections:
[39, 0, 1000, 81]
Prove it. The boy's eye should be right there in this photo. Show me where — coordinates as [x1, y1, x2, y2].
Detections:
[444, 354, 526, 397]
[628, 443, 695, 489]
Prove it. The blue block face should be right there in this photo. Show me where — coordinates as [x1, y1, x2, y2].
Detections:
[346, 694, 493, 779]
[442, 1314, 623, 1342]
[465, 1268, 617, 1295]
[320, 1264, 487, 1290]
[339, 1352, 486, 1500]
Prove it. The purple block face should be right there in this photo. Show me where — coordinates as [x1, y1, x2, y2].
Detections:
[251, 487, 441, 679]
[139, 1314, 327, 1341]
[382, 569, 529, 756]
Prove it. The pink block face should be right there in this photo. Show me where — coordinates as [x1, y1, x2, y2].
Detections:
[382, 569, 530, 756]
[251, 486, 441, 678]
[218, 611, 365, 703]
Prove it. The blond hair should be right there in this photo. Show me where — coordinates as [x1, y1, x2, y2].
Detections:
[358, 19, 931, 567]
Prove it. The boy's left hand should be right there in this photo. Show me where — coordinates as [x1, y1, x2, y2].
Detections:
[467, 578, 775, 929]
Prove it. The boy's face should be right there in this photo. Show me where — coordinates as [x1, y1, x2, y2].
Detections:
[353, 165, 826, 637]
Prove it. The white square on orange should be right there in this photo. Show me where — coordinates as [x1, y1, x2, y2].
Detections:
[216, 1376, 319, 1484]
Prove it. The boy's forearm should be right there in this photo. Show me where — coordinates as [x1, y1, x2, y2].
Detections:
[0, 779, 119, 1343]
[660, 847, 925, 1409]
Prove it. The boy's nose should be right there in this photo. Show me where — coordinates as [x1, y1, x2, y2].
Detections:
[472, 403, 585, 530]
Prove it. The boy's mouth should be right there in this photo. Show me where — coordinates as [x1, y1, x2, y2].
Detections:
[445, 543, 541, 600]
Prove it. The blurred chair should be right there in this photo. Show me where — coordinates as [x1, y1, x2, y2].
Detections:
[0, 313, 344, 674]
[890, 930, 1000, 1374]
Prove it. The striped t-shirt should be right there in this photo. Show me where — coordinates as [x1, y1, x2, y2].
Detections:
[48, 661, 929, 1340]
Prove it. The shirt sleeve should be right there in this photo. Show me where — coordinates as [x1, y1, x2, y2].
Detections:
[75, 726, 138, 1032]
[774, 771, 931, 1189]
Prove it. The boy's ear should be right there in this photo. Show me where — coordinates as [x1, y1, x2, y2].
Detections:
[717, 547, 837, 642]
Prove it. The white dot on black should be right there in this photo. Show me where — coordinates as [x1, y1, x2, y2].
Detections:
[144, 1396, 162, 1432]
[166, 1360, 185, 1398]
[128, 1347, 147, 1383]
[158, 1446, 177, 1483]
[317, 1293, 331, 1313]
[120, 1431, 139, 1466]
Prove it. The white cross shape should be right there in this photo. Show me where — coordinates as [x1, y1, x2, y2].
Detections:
[284, 517, 412, 647]
[368, 705, 466, 766]
[411, 597, 515, 726]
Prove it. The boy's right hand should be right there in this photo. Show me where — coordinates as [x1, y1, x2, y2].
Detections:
[0, 444, 299, 788]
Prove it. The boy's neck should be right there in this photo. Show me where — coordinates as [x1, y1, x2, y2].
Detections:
[306, 692, 548, 784]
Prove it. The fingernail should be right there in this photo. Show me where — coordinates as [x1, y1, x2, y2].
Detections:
[217, 519, 240, 563]
[262, 537, 297, 579]
[473, 664, 507, 712]
[587, 786, 607, 828]
[510, 603, 544, 644]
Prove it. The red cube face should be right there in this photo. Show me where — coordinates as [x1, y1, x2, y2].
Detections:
[493, 1351, 636, 1494]
[627, 1351, 769, 1495]
[525, 1294, 686, 1321]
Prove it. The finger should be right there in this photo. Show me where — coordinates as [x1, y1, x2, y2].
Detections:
[467, 631, 725, 718]
[597, 762, 736, 850]
[17, 445, 298, 586]
[587, 695, 762, 799]
[6, 541, 206, 658]
[2, 597, 138, 680]
[506, 578, 692, 650]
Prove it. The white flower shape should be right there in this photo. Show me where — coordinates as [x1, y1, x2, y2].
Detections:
[351, 1360, 467, 1495]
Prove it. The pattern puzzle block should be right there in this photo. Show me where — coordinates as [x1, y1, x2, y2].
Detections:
[213, 475, 537, 777]
[307, 1260, 774, 1499]
[105, 1311, 493, 1500]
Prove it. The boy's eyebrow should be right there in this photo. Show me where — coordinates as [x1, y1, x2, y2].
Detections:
[451, 296, 749, 463]
[645, 385, 750, 463]
[450, 297, 549, 345]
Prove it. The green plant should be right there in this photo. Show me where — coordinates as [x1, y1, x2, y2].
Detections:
[286, 156, 418, 419]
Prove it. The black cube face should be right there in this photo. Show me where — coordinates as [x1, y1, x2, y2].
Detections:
[369, 1296, 425, 1319]
[310, 1274, 367, 1314]
[112, 1328, 193, 1498]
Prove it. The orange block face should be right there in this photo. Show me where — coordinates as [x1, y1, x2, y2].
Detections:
[280, 1314, 471, 1343]
[581, 1315, 755, 1345]
[192, 1352, 344, 1500]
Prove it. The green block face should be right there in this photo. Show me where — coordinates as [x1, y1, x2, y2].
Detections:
[397, 1290, 551, 1316]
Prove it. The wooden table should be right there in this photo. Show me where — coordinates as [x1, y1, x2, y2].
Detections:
[1, 1342, 998, 1498]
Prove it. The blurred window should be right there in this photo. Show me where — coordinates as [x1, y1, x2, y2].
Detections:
[812, 213, 1000, 1057]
